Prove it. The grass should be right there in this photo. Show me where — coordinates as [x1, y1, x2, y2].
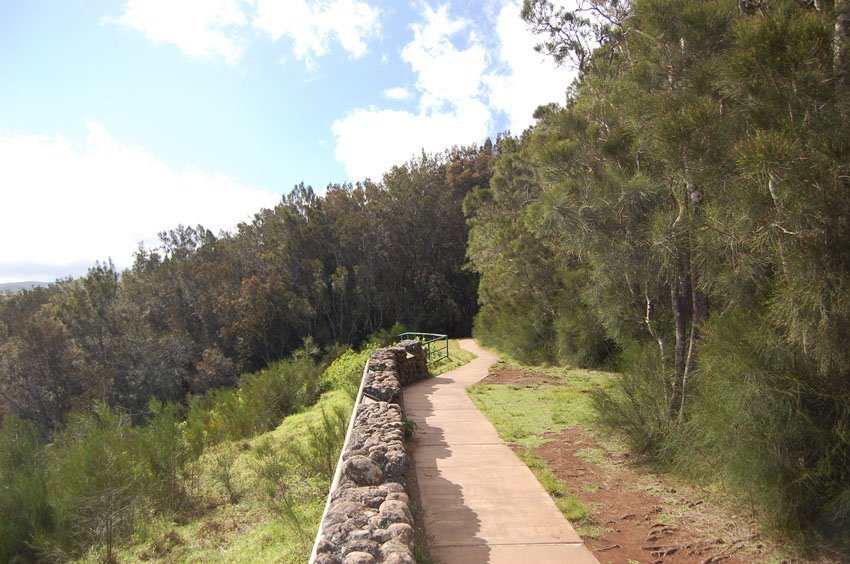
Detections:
[467, 362, 610, 447]
[428, 339, 476, 376]
[467, 355, 615, 538]
[85, 390, 353, 564]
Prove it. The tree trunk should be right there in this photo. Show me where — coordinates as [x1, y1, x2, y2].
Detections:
[836, 0, 850, 102]
[669, 269, 688, 418]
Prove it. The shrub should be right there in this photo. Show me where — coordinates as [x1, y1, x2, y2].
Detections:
[318, 349, 371, 396]
[592, 343, 674, 455]
[0, 416, 52, 562]
[135, 400, 189, 514]
[679, 312, 850, 538]
[45, 404, 142, 561]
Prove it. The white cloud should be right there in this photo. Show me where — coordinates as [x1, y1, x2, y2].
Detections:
[253, 0, 381, 68]
[382, 87, 411, 101]
[401, 5, 487, 111]
[331, 1, 572, 181]
[332, 3, 493, 179]
[483, 1, 573, 133]
[0, 122, 281, 283]
[113, 0, 249, 64]
[112, 0, 381, 67]
[332, 100, 491, 180]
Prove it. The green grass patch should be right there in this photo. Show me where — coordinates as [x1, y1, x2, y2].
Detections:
[467, 366, 607, 447]
[428, 339, 476, 376]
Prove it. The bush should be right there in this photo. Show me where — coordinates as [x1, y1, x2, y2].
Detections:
[183, 356, 323, 449]
[45, 404, 142, 561]
[592, 343, 674, 455]
[135, 400, 189, 514]
[318, 349, 371, 397]
[679, 312, 850, 538]
[0, 416, 52, 562]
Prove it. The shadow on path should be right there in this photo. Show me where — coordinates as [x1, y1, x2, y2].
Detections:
[404, 339, 598, 564]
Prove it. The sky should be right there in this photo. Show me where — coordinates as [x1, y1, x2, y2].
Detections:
[0, 0, 576, 284]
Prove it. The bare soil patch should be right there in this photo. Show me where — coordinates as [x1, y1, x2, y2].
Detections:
[536, 427, 775, 564]
[479, 368, 563, 387]
[487, 366, 827, 564]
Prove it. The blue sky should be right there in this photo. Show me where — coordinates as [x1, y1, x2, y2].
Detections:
[0, 0, 575, 283]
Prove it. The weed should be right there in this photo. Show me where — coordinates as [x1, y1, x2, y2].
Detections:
[403, 418, 418, 440]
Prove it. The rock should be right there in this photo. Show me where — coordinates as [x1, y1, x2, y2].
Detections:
[342, 538, 380, 556]
[343, 455, 384, 486]
[379, 541, 414, 562]
[343, 552, 375, 564]
[385, 492, 409, 505]
[382, 552, 416, 564]
[385, 523, 414, 544]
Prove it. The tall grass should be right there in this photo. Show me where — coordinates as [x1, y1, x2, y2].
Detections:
[594, 310, 850, 545]
[0, 347, 362, 561]
[0, 416, 52, 562]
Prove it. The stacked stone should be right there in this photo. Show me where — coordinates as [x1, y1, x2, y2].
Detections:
[342, 402, 407, 486]
[393, 340, 428, 386]
[314, 344, 430, 564]
[363, 351, 402, 402]
[315, 482, 414, 564]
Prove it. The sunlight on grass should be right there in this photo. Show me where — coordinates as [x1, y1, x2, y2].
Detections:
[92, 390, 353, 564]
[467, 372, 604, 447]
[428, 339, 476, 376]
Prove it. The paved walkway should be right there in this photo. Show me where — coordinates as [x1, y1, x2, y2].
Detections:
[404, 339, 598, 563]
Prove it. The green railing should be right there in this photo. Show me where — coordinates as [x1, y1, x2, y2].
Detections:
[396, 332, 449, 364]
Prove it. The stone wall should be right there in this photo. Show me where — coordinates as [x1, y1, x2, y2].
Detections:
[313, 340, 429, 564]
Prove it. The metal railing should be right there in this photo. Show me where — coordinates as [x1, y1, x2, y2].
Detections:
[309, 360, 369, 563]
[396, 332, 449, 364]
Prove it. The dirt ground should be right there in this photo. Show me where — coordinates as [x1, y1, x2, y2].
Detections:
[478, 368, 833, 564]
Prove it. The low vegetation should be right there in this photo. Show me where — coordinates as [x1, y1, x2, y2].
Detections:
[0, 348, 369, 562]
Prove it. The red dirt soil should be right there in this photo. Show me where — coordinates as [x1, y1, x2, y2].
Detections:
[479, 368, 827, 564]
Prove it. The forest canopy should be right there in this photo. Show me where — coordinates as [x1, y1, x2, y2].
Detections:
[466, 0, 850, 540]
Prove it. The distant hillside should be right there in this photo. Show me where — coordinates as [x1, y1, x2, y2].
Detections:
[0, 281, 47, 294]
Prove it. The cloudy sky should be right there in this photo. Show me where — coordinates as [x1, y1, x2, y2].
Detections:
[0, 0, 575, 284]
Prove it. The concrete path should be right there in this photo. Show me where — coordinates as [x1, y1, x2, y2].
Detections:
[404, 339, 598, 563]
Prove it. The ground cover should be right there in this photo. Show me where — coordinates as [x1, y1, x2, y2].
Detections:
[82, 390, 352, 564]
[468, 360, 821, 563]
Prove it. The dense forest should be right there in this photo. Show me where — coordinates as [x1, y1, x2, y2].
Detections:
[467, 0, 850, 545]
[0, 148, 491, 433]
[2, 0, 850, 559]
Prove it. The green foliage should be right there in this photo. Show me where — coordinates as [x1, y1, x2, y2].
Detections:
[0, 416, 52, 562]
[135, 400, 189, 514]
[367, 321, 407, 348]
[187, 356, 323, 449]
[276, 405, 349, 484]
[468, 0, 850, 545]
[250, 391, 353, 556]
[678, 312, 850, 537]
[318, 348, 371, 396]
[592, 345, 673, 455]
[45, 404, 142, 561]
